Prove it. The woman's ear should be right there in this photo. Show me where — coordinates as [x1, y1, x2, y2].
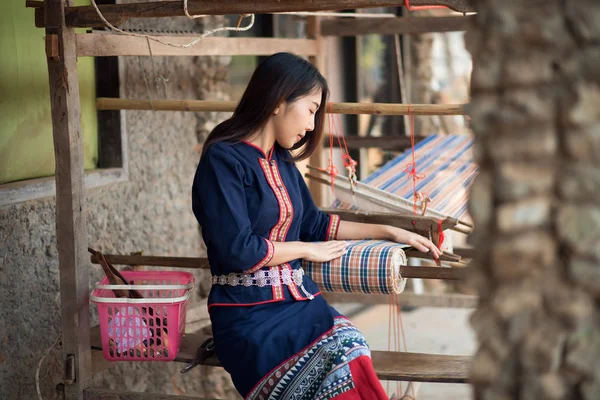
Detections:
[273, 106, 280, 115]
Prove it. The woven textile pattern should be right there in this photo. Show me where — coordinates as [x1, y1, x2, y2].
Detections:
[335, 134, 477, 220]
[303, 240, 408, 295]
[246, 317, 371, 400]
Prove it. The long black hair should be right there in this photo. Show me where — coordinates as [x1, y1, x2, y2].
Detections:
[202, 52, 329, 161]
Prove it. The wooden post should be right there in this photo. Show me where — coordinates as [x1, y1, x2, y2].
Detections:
[45, 0, 91, 398]
[307, 15, 326, 206]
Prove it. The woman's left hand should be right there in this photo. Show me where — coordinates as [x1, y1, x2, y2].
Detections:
[388, 227, 443, 259]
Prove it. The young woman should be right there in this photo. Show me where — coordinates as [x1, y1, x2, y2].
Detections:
[192, 52, 441, 400]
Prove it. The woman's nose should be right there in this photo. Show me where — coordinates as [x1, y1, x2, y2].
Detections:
[307, 116, 315, 131]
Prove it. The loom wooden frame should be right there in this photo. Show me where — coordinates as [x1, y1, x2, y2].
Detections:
[95, 97, 467, 115]
[90, 253, 467, 280]
[38, 0, 475, 399]
[34, 0, 477, 28]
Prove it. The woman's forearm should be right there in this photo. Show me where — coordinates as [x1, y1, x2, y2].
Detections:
[265, 241, 308, 266]
[336, 220, 394, 241]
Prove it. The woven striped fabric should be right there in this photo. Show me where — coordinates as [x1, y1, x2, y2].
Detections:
[336, 134, 477, 221]
[302, 240, 408, 295]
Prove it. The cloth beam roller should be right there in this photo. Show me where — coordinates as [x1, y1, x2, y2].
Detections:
[303, 240, 409, 295]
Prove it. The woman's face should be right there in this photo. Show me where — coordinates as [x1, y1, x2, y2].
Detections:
[273, 89, 322, 150]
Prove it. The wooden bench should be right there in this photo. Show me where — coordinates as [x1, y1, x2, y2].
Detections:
[89, 326, 470, 384]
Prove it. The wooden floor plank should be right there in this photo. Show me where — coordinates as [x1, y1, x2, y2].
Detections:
[90, 328, 470, 383]
[372, 351, 470, 383]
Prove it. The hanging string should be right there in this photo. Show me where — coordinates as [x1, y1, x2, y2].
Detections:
[90, 0, 255, 49]
[321, 103, 358, 197]
[324, 104, 339, 200]
[183, 0, 207, 18]
[387, 292, 419, 399]
[404, 104, 427, 215]
[331, 111, 358, 193]
[146, 38, 169, 98]
[404, 0, 448, 11]
[394, 294, 402, 396]
[138, 56, 155, 110]
[397, 298, 416, 400]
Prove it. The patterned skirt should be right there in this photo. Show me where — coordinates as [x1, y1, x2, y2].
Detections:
[209, 292, 388, 400]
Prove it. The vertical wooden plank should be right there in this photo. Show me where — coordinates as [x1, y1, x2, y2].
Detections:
[306, 16, 326, 206]
[45, 0, 91, 399]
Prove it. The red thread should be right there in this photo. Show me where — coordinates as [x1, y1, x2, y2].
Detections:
[404, 0, 447, 11]
[325, 102, 358, 196]
[437, 219, 445, 251]
[405, 104, 427, 215]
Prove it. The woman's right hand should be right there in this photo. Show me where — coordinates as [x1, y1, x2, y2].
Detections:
[304, 241, 347, 263]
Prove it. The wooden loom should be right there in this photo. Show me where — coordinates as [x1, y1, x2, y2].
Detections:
[34, 0, 477, 399]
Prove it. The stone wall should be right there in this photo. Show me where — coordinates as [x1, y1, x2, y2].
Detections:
[466, 1, 600, 398]
[0, 13, 239, 400]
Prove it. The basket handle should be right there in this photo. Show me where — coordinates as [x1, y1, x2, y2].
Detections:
[95, 283, 194, 291]
[91, 289, 192, 304]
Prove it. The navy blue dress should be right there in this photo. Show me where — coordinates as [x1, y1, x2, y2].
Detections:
[192, 141, 386, 400]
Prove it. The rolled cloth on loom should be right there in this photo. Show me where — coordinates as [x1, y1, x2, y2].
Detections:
[302, 240, 408, 295]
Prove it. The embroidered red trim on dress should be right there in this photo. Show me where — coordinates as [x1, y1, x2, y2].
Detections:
[259, 159, 288, 301]
[271, 163, 295, 238]
[284, 264, 303, 300]
[270, 164, 306, 298]
[259, 160, 288, 243]
[326, 214, 341, 241]
[246, 238, 274, 273]
[241, 140, 274, 160]
[207, 292, 322, 310]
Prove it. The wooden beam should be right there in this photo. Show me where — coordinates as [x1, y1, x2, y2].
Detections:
[89, 328, 470, 383]
[402, 265, 464, 280]
[91, 254, 209, 268]
[323, 208, 460, 233]
[25, 0, 44, 7]
[90, 253, 465, 280]
[405, 249, 462, 263]
[323, 291, 478, 308]
[85, 388, 218, 400]
[453, 246, 475, 258]
[96, 98, 467, 115]
[45, 0, 91, 399]
[35, 0, 477, 28]
[322, 15, 475, 37]
[75, 34, 318, 57]
[324, 134, 426, 150]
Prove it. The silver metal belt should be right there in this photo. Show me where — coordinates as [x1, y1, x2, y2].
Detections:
[211, 267, 314, 299]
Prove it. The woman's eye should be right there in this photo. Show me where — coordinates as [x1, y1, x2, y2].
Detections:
[309, 110, 315, 115]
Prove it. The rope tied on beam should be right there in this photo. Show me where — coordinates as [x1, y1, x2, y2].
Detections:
[90, 0, 255, 49]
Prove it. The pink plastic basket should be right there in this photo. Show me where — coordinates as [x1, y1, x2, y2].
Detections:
[91, 271, 194, 362]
